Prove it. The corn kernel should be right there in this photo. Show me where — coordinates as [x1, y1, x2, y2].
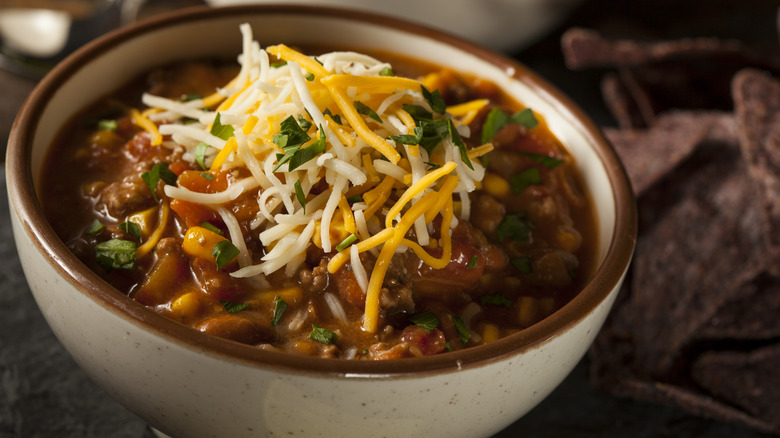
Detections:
[170, 291, 203, 321]
[182, 226, 228, 261]
[128, 206, 158, 238]
[481, 323, 500, 344]
[482, 173, 509, 198]
[251, 286, 304, 306]
[517, 296, 538, 327]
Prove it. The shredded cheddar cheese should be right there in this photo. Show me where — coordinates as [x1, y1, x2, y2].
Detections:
[136, 24, 490, 333]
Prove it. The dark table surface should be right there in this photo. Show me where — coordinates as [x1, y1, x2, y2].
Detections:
[2, 1, 778, 437]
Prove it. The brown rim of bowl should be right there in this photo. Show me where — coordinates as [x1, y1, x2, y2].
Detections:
[6, 4, 637, 378]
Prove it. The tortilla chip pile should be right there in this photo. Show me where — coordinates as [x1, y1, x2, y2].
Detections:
[562, 12, 780, 434]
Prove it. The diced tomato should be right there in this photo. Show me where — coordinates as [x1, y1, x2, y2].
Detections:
[177, 169, 229, 193]
[170, 198, 221, 229]
[411, 241, 485, 295]
[332, 266, 365, 309]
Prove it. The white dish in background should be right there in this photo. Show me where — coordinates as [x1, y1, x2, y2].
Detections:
[206, 0, 584, 52]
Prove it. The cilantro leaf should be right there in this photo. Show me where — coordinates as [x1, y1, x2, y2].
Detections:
[511, 108, 538, 129]
[85, 219, 104, 235]
[96, 239, 137, 270]
[194, 142, 210, 170]
[410, 311, 439, 332]
[297, 114, 313, 131]
[481, 107, 539, 144]
[467, 254, 478, 269]
[354, 101, 382, 123]
[119, 221, 142, 241]
[379, 66, 394, 76]
[496, 212, 535, 243]
[522, 152, 564, 169]
[451, 315, 471, 344]
[212, 240, 239, 270]
[309, 323, 338, 344]
[272, 296, 288, 327]
[141, 163, 177, 202]
[200, 172, 214, 181]
[421, 85, 446, 114]
[481, 108, 510, 144]
[220, 300, 249, 314]
[447, 119, 473, 170]
[287, 128, 326, 171]
[510, 167, 542, 193]
[389, 126, 423, 145]
[210, 112, 234, 140]
[294, 179, 306, 213]
[480, 293, 513, 307]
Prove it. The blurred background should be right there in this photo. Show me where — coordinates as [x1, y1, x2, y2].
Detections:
[1, 0, 778, 437]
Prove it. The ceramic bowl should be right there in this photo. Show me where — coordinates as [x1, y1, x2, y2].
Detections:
[6, 5, 636, 438]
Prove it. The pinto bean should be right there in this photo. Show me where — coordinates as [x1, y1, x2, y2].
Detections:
[196, 314, 274, 345]
[399, 325, 447, 356]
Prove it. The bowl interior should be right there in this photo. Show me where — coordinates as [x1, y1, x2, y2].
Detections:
[10, 5, 635, 374]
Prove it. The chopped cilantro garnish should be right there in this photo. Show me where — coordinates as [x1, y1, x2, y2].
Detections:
[194, 142, 209, 170]
[481, 293, 512, 307]
[297, 114, 313, 131]
[447, 119, 473, 170]
[294, 179, 306, 213]
[389, 126, 423, 145]
[466, 254, 478, 269]
[511, 256, 533, 274]
[323, 108, 342, 125]
[212, 239, 239, 270]
[346, 194, 363, 203]
[304, 71, 315, 81]
[199, 222, 222, 235]
[200, 172, 214, 181]
[335, 234, 358, 252]
[270, 60, 287, 68]
[98, 119, 118, 131]
[85, 219, 104, 235]
[522, 152, 564, 169]
[272, 117, 326, 172]
[451, 315, 471, 345]
[496, 212, 535, 243]
[379, 66, 394, 76]
[309, 323, 338, 345]
[288, 128, 326, 171]
[511, 108, 539, 129]
[95, 239, 136, 270]
[354, 101, 382, 123]
[410, 311, 439, 332]
[220, 300, 249, 314]
[141, 163, 177, 202]
[119, 221, 142, 241]
[424, 161, 442, 170]
[272, 295, 288, 327]
[510, 167, 541, 193]
[210, 113, 234, 140]
[421, 85, 446, 114]
[481, 107, 538, 144]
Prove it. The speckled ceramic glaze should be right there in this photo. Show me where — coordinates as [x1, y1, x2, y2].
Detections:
[6, 6, 636, 438]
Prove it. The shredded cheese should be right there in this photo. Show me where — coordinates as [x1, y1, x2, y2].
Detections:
[133, 24, 491, 333]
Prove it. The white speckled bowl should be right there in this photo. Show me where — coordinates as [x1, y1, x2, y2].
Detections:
[6, 6, 636, 438]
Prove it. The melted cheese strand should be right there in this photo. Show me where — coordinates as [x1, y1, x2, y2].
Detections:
[363, 191, 438, 332]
